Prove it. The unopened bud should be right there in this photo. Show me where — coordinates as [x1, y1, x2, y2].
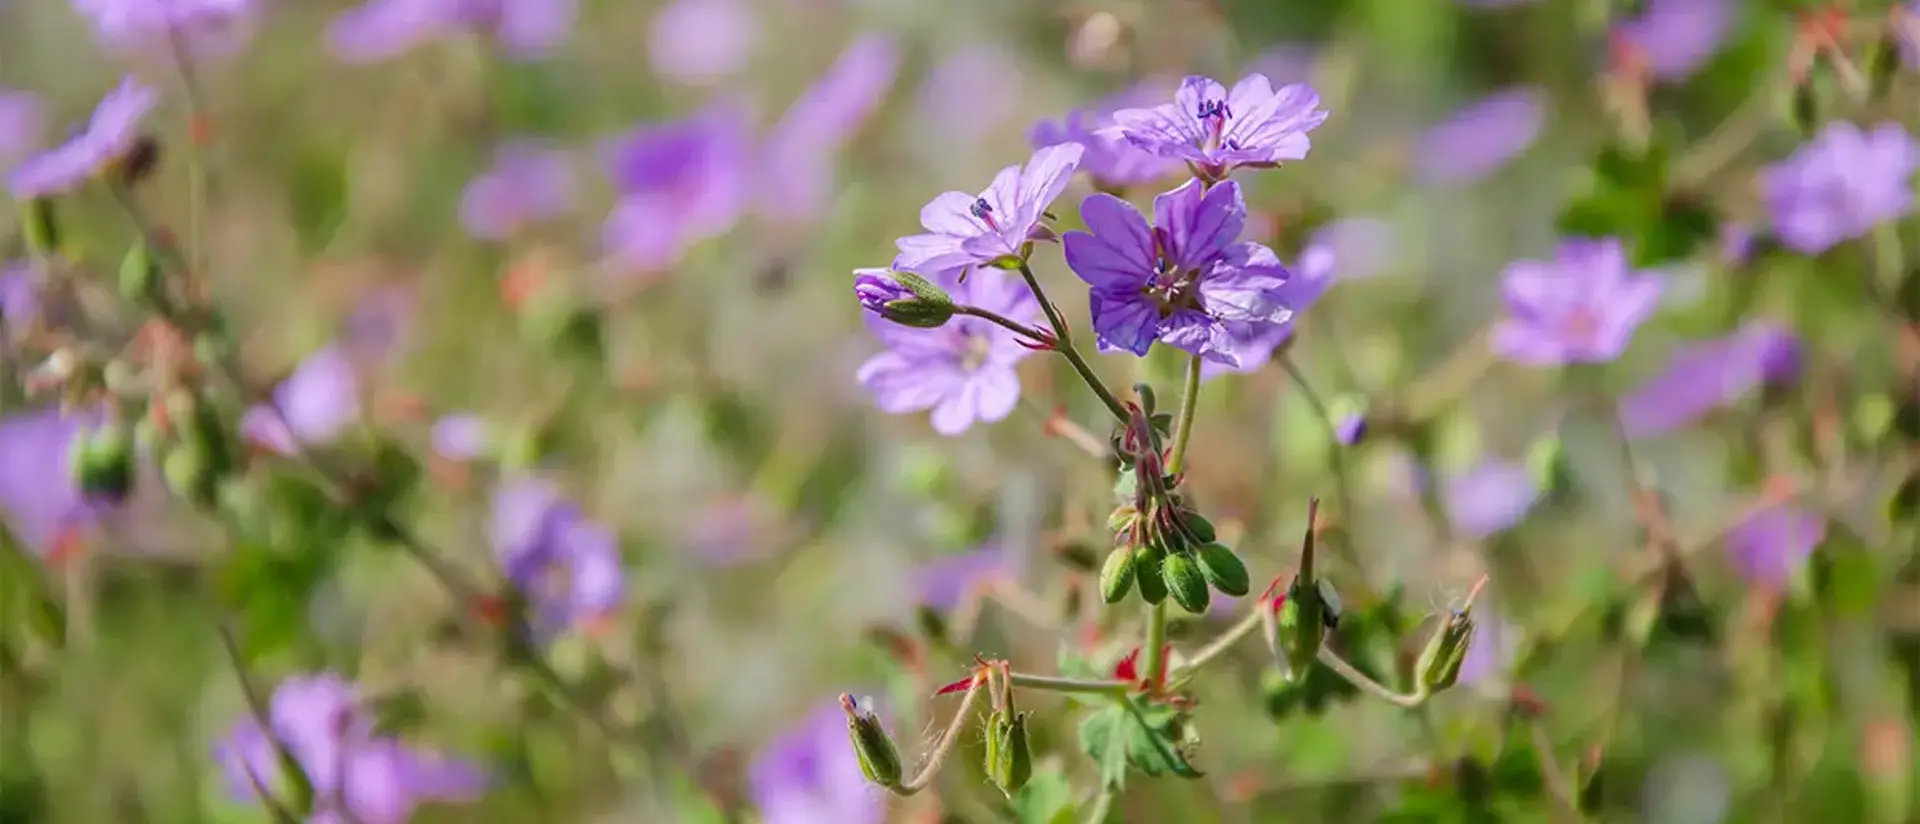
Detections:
[1134, 543, 1168, 605]
[1161, 551, 1210, 615]
[118, 241, 164, 305]
[840, 694, 903, 790]
[1180, 511, 1217, 544]
[985, 710, 1033, 797]
[853, 269, 955, 329]
[1276, 499, 1325, 680]
[69, 421, 135, 501]
[1194, 542, 1249, 598]
[1416, 609, 1476, 694]
[1100, 545, 1136, 604]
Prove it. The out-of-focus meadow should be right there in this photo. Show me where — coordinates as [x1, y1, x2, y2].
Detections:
[2, 0, 1919, 822]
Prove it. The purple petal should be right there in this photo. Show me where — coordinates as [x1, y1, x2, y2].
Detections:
[1412, 86, 1545, 187]
[1726, 505, 1824, 588]
[647, 0, 760, 84]
[1154, 178, 1245, 272]
[1064, 194, 1156, 289]
[1443, 460, 1540, 540]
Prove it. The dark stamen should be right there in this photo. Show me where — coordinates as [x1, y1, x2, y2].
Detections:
[970, 198, 999, 230]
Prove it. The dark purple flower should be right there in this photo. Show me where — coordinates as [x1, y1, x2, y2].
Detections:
[749, 698, 885, 824]
[1493, 237, 1664, 366]
[756, 34, 900, 227]
[917, 545, 1006, 612]
[0, 90, 43, 171]
[491, 476, 626, 635]
[1103, 73, 1328, 178]
[1726, 505, 1825, 588]
[856, 269, 1035, 435]
[603, 102, 752, 272]
[70, 0, 258, 53]
[1201, 224, 1343, 379]
[1064, 179, 1293, 366]
[1617, 322, 1799, 439]
[891, 143, 1083, 277]
[1611, 0, 1735, 82]
[214, 672, 486, 824]
[9, 77, 157, 199]
[459, 141, 573, 241]
[0, 407, 108, 558]
[1030, 82, 1181, 190]
[1762, 121, 1920, 255]
[240, 345, 363, 455]
[647, 0, 760, 84]
[1411, 86, 1545, 187]
[329, 0, 574, 63]
[1442, 459, 1541, 540]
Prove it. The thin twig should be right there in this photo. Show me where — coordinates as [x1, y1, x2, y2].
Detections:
[1316, 646, 1427, 709]
[894, 676, 985, 795]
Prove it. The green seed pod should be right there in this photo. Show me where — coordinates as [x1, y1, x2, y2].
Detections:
[986, 711, 1032, 797]
[1161, 552, 1211, 615]
[1181, 511, 1217, 544]
[840, 694, 902, 790]
[1134, 543, 1168, 605]
[70, 421, 136, 500]
[1276, 580, 1325, 682]
[118, 241, 163, 305]
[1100, 545, 1137, 604]
[1194, 542, 1249, 597]
[1416, 610, 1476, 694]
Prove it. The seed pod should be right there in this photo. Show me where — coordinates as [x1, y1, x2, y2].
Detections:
[840, 694, 902, 790]
[1194, 542, 1249, 597]
[1416, 610, 1475, 693]
[1162, 552, 1211, 615]
[1134, 543, 1168, 605]
[118, 241, 163, 305]
[1181, 511, 1217, 544]
[985, 710, 1033, 796]
[70, 421, 136, 501]
[1100, 545, 1137, 604]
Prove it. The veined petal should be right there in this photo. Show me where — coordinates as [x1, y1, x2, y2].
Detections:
[858, 353, 963, 414]
[1158, 308, 1233, 364]
[1088, 289, 1160, 356]
[1155, 179, 1244, 271]
[1011, 142, 1084, 227]
[920, 190, 982, 236]
[1064, 195, 1156, 289]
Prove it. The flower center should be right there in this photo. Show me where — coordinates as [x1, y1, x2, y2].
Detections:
[1559, 307, 1602, 349]
[1144, 229, 1201, 317]
[1196, 99, 1233, 150]
[970, 198, 1000, 232]
[957, 328, 993, 371]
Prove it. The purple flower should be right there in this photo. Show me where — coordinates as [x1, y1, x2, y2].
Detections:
[1611, 0, 1735, 82]
[749, 699, 885, 824]
[0, 90, 43, 171]
[891, 143, 1083, 277]
[70, 0, 258, 53]
[1411, 86, 1545, 187]
[1726, 505, 1825, 589]
[214, 672, 486, 824]
[9, 77, 157, 199]
[1761, 121, 1920, 255]
[329, 0, 574, 63]
[1618, 323, 1799, 439]
[431, 414, 490, 461]
[647, 0, 760, 84]
[1492, 237, 1664, 366]
[917, 545, 1006, 612]
[241, 345, 363, 455]
[1247, 44, 1317, 88]
[756, 34, 900, 227]
[851, 269, 915, 315]
[1200, 223, 1343, 378]
[1898, 4, 1920, 69]
[1064, 179, 1294, 366]
[914, 43, 1026, 147]
[491, 476, 625, 635]
[0, 263, 38, 339]
[459, 142, 573, 241]
[1442, 460, 1541, 540]
[1103, 73, 1328, 179]
[1455, 612, 1519, 687]
[1030, 82, 1181, 190]
[1334, 413, 1367, 445]
[603, 102, 752, 272]
[856, 269, 1035, 436]
[0, 407, 108, 558]
[1308, 217, 1396, 280]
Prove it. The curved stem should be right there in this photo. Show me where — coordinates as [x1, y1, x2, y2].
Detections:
[1008, 672, 1134, 696]
[954, 305, 1053, 345]
[894, 676, 986, 796]
[1316, 646, 1428, 709]
[1015, 262, 1129, 423]
[1170, 608, 1262, 682]
[1167, 353, 1203, 476]
[1083, 789, 1114, 824]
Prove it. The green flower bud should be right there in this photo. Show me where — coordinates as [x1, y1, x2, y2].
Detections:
[840, 694, 902, 790]
[1099, 545, 1137, 604]
[69, 421, 136, 500]
[1134, 543, 1168, 605]
[118, 241, 163, 305]
[1275, 499, 1326, 680]
[1416, 609, 1475, 694]
[1162, 552, 1210, 615]
[1181, 511, 1217, 544]
[985, 710, 1033, 797]
[855, 270, 956, 329]
[1194, 542, 1249, 597]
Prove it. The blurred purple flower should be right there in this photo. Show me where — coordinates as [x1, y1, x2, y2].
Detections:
[682, 494, 783, 565]
[892, 143, 1083, 278]
[0, 90, 43, 171]
[1411, 86, 1545, 187]
[917, 545, 1005, 612]
[647, 0, 760, 85]
[0, 263, 37, 339]
[241, 345, 363, 455]
[1719, 222, 1757, 267]
[603, 102, 752, 272]
[1493, 237, 1663, 366]
[1726, 505, 1825, 588]
[915, 43, 1025, 146]
[431, 414, 490, 461]
[1104, 73, 1328, 179]
[1202, 223, 1347, 379]
[1308, 217, 1396, 280]
[70, 0, 258, 53]
[1455, 612, 1519, 687]
[1618, 323, 1799, 440]
[757, 34, 900, 226]
[1611, 0, 1735, 82]
[750, 699, 885, 824]
[1761, 121, 1920, 255]
[459, 141, 573, 241]
[9, 77, 157, 199]
[214, 672, 486, 824]
[1334, 412, 1367, 445]
[1442, 460, 1541, 540]
[1030, 82, 1181, 190]
[856, 269, 1036, 435]
[491, 476, 626, 635]
[1066, 179, 1293, 366]
[329, 0, 574, 63]
[1247, 44, 1317, 88]
[0, 407, 108, 558]
[1898, 4, 1920, 69]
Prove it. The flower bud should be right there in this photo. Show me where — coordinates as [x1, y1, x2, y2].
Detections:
[1133, 543, 1168, 605]
[1161, 552, 1210, 615]
[985, 710, 1033, 797]
[118, 241, 163, 305]
[1180, 511, 1217, 544]
[1275, 499, 1326, 680]
[853, 269, 954, 329]
[69, 421, 135, 501]
[23, 198, 59, 260]
[1100, 545, 1136, 604]
[1194, 542, 1249, 597]
[840, 694, 903, 790]
[1416, 609, 1475, 694]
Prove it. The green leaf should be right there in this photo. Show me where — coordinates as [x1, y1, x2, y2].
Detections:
[1077, 698, 1203, 791]
[1077, 704, 1134, 791]
[1011, 764, 1079, 824]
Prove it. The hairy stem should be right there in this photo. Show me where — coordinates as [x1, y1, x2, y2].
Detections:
[1167, 353, 1203, 475]
[1316, 646, 1428, 709]
[894, 676, 986, 796]
[954, 304, 1054, 346]
[1016, 262, 1129, 422]
[1140, 601, 1169, 694]
[1007, 672, 1134, 696]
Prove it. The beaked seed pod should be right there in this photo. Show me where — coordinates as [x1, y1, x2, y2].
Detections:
[1100, 545, 1137, 604]
[1194, 542, 1249, 597]
[1134, 543, 1168, 605]
[840, 694, 902, 789]
[1162, 552, 1211, 615]
[1417, 609, 1476, 693]
[986, 710, 1033, 797]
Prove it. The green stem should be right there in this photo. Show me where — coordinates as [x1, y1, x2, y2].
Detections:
[1015, 262, 1129, 423]
[1007, 672, 1133, 696]
[1140, 601, 1169, 692]
[954, 304, 1053, 345]
[1083, 789, 1114, 824]
[1167, 353, 1203, 475]
[1317, 646, 1428, 709]
[1169, 608, 1262, 683]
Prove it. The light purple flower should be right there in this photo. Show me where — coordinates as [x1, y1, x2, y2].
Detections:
[1411, 86, 1545, 187]
[0, 407, 108, 558]
[647, 0, 760, 84]
[0, 263, 37, 338]
[1492, 237, 1664, 366]
[1247, 44, 1317, 88]
[1334, 412, 1367, 445]
[1030, 82, 1181, 190]
[1456, 612, 1519, 687]
[1726, 505, 1825, 589]
[1761, 121, 1920, 255]
[329, 0, 574, 63]
[917, 545, 1006, 612]
[891, 143, 1083, 278]
[214, 672, 486, 824]
[851, 269, 915, 316]
[9, 77, 157, 199]
[1064, 179, 1294, 366]
[1611, 0, 1735, 82]
[1308, 217, 1396, 280]
[459, 142, 573, 241]
[491, 476, 626, 635]
[603, 102, 752, 272]
[856, 269, 1035, 436]
[757, 34, 900, 227]
[0, 90, 43, 171]
[241, 345, 363, 456]
[431, 414, 490, 461]
[1103, 73, 1328, 178]
[70, 0, 258, 53]
[749, 699, 885, 824]
[915, 43, 1025, 147]
[1201, 224, 1344, 378]
[1442, 460, 1541, 540]
[1618, 323, 1799, 440]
